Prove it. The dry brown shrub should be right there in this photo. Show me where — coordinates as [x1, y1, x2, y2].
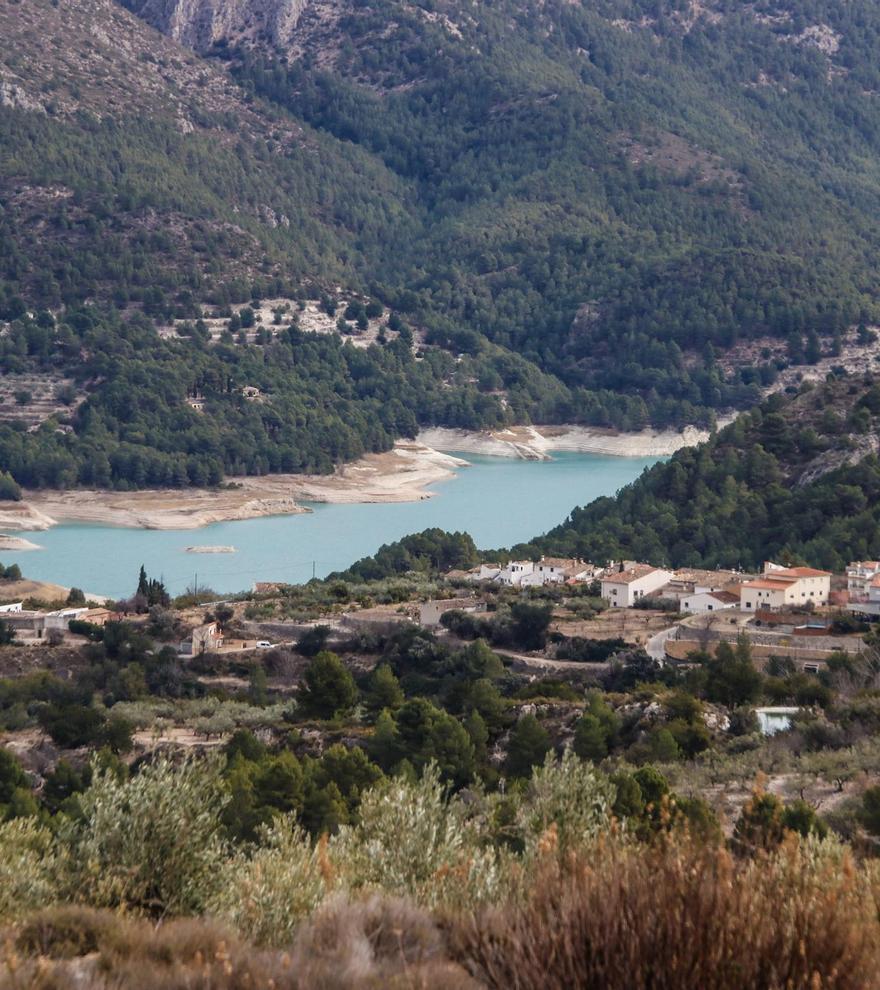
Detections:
[291, 893, 481, 989]
[0, 903, 478, 990]
[1, 914, 295, 990]
[14, 906, 123, 960]
[449, 834, 880, 990]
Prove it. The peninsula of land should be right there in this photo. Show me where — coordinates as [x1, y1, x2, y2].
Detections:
[0, 443, 468, 532]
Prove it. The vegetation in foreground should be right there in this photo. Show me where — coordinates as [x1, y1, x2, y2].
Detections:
[0, 755, 878, 989]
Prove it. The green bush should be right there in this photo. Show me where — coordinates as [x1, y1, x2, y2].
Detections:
[60, 755, 229, 916]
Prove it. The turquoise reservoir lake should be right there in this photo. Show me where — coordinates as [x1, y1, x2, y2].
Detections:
[8, 452, 659, 599]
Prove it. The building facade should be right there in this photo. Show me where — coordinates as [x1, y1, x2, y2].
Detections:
[739, 565, 831, 611]
[600, 565, 674, 607]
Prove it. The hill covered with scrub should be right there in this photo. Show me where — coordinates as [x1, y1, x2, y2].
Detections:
[5, 0, 880, 486]
[526, 373, 880, 571]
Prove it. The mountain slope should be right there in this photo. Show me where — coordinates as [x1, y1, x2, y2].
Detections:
[0, 0, 422, 312]
[139, 0, 880, 404]
[527, 374, 880, 572]
[4, 0, 880, 491]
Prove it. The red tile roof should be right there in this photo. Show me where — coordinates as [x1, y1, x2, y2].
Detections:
[603, 565, 663, 585]
[773, 567, 831, 578]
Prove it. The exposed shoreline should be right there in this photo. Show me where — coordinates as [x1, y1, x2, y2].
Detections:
[0, 424, 710, 534]
[0, 442, 468, 533]
[418, 423, 718, 459]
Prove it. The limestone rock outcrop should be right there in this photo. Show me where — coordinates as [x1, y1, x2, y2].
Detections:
[126, 0, 309, 51]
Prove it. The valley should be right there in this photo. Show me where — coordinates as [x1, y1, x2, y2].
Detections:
[2, 0, 880, 984]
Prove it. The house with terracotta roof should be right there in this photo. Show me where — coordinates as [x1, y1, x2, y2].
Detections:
[600, 564, 674, 607]
[739, 563, 831, 611]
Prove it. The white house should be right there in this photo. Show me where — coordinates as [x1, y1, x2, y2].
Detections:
[739, 565, 831, 611]
[181, 622, 223, 656]
[681, 590, 739, 614]
[497, 561, 535, 586]
[0, 602, 23, 614]
[476, 564, 502, 582]
[520, 557, 596, 587]
[846, 561, 880, 599]
[852, 576, 880, 617]
[662, 568, 749, 602]
[600, 565, 674, 607]
[461, 558, 596, 589]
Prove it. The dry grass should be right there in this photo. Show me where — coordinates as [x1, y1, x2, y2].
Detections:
[0, 901, 477, 989]
[448, 835, 880, 990]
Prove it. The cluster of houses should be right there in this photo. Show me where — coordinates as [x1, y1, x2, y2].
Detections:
[452, 556, 845, 615]
[452, 557, 601, 588]
[595, 561, 837, 613]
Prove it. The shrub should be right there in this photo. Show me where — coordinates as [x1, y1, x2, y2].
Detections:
[15, 905, 123, 959]
[291, 894, 478, 989]
[450, 835, 880, 990]
[212, 818, 330, 946]
[517, 750, 615, 856]
[0, 818, 60, 921]
[332, 765, 507, 911]
[60, 755, 229, 915]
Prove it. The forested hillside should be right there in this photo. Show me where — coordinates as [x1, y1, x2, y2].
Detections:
[223, 0, 880, 407]
[4, 0, 880, 486]
[526, 374, 880, 571]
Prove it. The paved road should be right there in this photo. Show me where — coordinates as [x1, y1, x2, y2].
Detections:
[646, 626, 678, 662]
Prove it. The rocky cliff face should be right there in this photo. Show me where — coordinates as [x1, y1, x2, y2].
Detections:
[125, 0, 310, 51]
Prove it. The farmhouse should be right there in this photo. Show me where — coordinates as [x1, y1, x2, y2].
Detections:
[851, 575, 880, 618]
[600, 565, 674, 607]
[661, 568, 749, 602]
[739, 564, 831, 611]
[523, 557, 596, 585]
[497, 561, 534, 586]
[681, 590, 739, 614]
[182, 622, 222, 656]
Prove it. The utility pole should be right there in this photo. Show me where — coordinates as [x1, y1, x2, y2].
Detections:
[312, 560, 316, 580]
